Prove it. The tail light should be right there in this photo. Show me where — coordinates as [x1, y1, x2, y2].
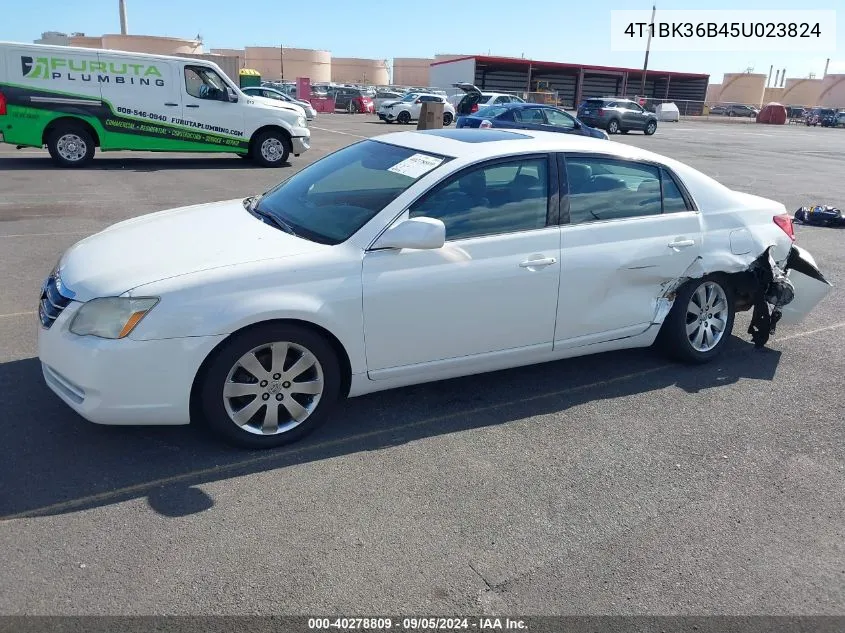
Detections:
[0, 91, 6, 116]
[479, 120, 492, 129]
[471, 104, 479, 113]
[415, 99, 422, 104]
[774, 213, 795, 241]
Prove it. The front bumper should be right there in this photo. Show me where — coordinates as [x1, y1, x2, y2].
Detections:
[38, 302, 225, 426]
[290, 126, 310, 155]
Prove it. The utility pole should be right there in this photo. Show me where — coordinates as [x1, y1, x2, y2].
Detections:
[280, 44, 285, 81]
[639, 4, 656, 97]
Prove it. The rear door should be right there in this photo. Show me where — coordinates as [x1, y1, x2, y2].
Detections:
[513, 107, 546, 131]
[554, 153, 703, 348]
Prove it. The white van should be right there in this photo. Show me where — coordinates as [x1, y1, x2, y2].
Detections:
[0, 42, 310, 167]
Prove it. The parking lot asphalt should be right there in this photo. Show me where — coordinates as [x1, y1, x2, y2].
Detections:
[1, 115, 843, 616]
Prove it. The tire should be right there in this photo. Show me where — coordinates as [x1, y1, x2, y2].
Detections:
[443, 112, 454, 126]
[644, 121, 657, 135]
[252, 129, 291, 168]
[397, 111, 411, 125]
[199, 323, 343, 449]
[607, 119, 620, 134]
[47, 124, 95, 168]
[658, 275, 735, 364]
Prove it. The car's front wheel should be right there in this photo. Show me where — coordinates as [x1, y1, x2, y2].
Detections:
[644, 121, 657, 135]
[658, 276, 735, 364]
[252, 130, 291, 167]
[397, 111, 412, 124]
[199, 323, 342, 449]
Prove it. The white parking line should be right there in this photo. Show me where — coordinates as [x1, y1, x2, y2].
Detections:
[309, 126, 369, 139]
[0, 231, 92, 238]
[0, 311, 36, 319]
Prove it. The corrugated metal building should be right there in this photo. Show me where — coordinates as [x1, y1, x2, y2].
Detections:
[430, 55, 709, 112]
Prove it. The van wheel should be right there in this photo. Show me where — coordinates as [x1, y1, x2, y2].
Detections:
[47, 124, 95, 168]
[607, 119, 620, 134]
[199, 323, 342, 449]
[658, 275, 735, 364]
[252, 130, 290, 167]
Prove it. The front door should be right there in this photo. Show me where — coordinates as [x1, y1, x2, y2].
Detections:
[180, 63, 245, 152]
[362, 154, 561, 380]
[554, 153, 703, 347]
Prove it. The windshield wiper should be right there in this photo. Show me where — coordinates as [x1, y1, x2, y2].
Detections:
[251, 204, 297, 236]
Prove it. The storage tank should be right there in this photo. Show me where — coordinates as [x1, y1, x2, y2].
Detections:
[99, 34, 203, 55]
[716, 73, 766, 105]
[817, 74, 845, 107]
[332, 58, 389, 85]
[705, 83, 722, 103]
[763, 87, 785, 104]
[393, 58, 433, 86]
[780, 78, 824, 106]
[245, 47, 330, 82]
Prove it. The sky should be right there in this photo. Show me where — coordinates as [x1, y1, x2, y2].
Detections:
[3, 0, 843, 83]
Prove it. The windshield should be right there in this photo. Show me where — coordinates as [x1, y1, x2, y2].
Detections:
[400, 93, 419, 102]
[253, 140, 451, 245]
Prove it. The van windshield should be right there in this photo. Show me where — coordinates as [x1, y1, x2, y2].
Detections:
[251, 140, 451, 245]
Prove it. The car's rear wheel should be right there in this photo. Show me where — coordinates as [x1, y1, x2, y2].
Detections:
[252, 130, 291, 167]
[645, 121, 657, 135]
[658, 276, 735, 364]
[607, 119, 620, 134]
[199, 323, 342, 449]
[443, 112, 453, 126]
[47, 124, 95, 168]
[397, 111, 411, 124]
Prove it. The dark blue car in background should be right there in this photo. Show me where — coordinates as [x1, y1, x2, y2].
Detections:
[456, 103, 608, 139]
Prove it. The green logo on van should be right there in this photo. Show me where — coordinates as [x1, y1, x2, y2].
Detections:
[21, 56, 163, 80]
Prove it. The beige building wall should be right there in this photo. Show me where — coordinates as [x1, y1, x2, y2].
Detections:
[69, 35, 104, 48]
[244, 47, 331, 82]
[99, 34, 204, 55]
[331, 57, 389, 84]
[817, 74, 845, 107]
[715, 73, 766, 106]
[705, 83, 722, 103]
[393, 58, 432, 86]
[779, 78, 823, 106]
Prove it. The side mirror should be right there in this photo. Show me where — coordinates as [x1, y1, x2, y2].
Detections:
[372, 217, 445, 250]
[226, 87, 239, 103]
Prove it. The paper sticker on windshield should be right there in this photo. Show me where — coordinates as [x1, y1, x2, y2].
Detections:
[388, 154, 444, 178]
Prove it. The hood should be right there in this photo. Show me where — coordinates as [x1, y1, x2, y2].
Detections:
[57, 199, 327, 301]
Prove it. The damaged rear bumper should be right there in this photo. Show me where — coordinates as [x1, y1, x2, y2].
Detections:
[744, 244, 832, 347]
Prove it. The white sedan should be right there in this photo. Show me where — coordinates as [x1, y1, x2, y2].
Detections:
[38, 130, 831, 448]
[378, 93, 457, 126]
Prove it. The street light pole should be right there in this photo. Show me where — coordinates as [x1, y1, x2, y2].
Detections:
[639, 5, 656, 97]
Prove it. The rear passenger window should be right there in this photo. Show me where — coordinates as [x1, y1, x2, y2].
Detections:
[564, 157, 662, 224]
[661, 169, 691, 213]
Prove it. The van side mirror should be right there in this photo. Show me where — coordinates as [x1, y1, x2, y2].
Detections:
[372, 217, 446, 250]
[226, 87, 239, 103]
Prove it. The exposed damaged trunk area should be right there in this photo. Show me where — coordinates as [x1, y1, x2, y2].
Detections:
[734, 245, 831, 348]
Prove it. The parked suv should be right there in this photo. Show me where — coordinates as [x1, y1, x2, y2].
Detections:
[577, 98, 658, 135]
[331, 87, 375, 113]
[709, 104, 759, 117]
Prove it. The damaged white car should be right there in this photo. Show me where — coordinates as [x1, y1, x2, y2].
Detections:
[38, 129, 832, 449]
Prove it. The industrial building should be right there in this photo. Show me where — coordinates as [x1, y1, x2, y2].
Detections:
[429, 55, 710, 112]
[706, 71, 845, 108]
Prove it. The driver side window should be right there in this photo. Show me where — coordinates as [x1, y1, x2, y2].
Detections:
[409, 157, 550, 241]
[184, 66, 228, 101]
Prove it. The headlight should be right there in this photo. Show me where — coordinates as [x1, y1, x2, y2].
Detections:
[69, 297, 159, 339]
[297, 115, 307, 128]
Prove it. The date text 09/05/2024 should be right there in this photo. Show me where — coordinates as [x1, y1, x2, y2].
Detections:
[624, 22, 822, 38]
[307, 617, 528, 630]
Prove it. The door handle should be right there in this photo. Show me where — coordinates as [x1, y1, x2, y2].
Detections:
[186, 104, 200, 108]
[164, 102, 179, 107]
[668, 239, 695, 249]
[519, 257, 557, 269]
